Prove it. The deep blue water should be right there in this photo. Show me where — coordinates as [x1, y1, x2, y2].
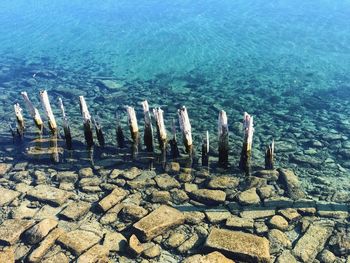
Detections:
[0, 0, 350, 196]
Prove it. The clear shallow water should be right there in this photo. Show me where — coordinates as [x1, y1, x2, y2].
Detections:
[1, 0, 350, 198]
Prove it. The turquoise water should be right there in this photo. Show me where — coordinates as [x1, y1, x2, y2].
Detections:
[1, 0, 350, 197]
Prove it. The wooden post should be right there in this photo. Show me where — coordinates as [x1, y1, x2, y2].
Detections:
[116, 113, 125, 148]
[178, 106, 193, 155]
[58, 98, 72, 150]
[265, 139, 274, 170]
[39, 90, 57, 134]
[21, 91, 44, 132]
[93, 117, 105, 148]
[169, 118, 180, 159]
[142, 100, 154, 152]
[218, 110, 229, 167]
[153, 107, 167, 167]
[201, 131, 209, 167]
[126, 106, 139, 159]
[50, 135, 59, 163]
[79, 96, 94, 147]
[14, 103, 25, 138]
[9, 124, 16, 142]
[239, 112, 254, 176]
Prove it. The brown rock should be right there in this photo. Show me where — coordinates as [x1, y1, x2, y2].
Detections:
[151, 191, 171, 203]
[129, 234, 145, 255]
[0, 247, 15, 263]
[60, 201, 90, 221]
[98, 187, 127, 212]
[205, 228, 270, 263]
[190, 189, 226, 205]
[120, 205, 148, 222]
[142, 244, 161, 258]
[24, 219, 58, 245]
[269, 215, 289, 231]
[41, 252, 69, 263]
[166, 232, 187, 248]
[226, 216, 254, 230]
[207, 176, 239, 189]
[278, 169, 306, 200]
[0, 187, 20, 206]
[182, 251, 235, 263]
[155, 174, 181, 190]
[237, 188, 260, 205]
[27, 228, 65, 263]
[76, 244, 109, 263]
[133, 205, 185, 241]
[0, 219, 35, 245]
[0, 163, 12, 176]
[26, 185, 72, 206]
[57, 230, 101, 256]
[205, 210, 232, 223]
[103, 232, 127, 252]
[293, 224, 333, 262]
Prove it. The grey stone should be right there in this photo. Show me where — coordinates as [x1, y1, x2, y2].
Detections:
[0, 187, 20, 206]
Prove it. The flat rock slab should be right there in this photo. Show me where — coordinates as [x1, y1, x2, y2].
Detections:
[293, 224, 333, 262]
[98, 187, 127, 212]
[28, 228, 65, 263]
[0, 187, 20, 206]
[0, 219, 35, 245]
[60, 201, 91, 221]
[23, 218, 58, 245]
[57, 230, 101, 256]
[27, 185, 72, 206]
[278, 169, 305, 200]
[183, 251, 235, 263]
[76, 244, 109, 263]
[155, 174, 181, 190]
[205, 228, 270, 263]
[190, 189, 226, 205]
[133, 205, 185, 241]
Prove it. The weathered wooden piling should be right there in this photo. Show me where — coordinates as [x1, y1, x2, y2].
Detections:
[265, 139, 274, 170]
[169, 118, 180, 159]
[178, 106, 193, 155]
[21, 91, 44, 132]
[126, 106, 139, 158]
[239, 112, 254, 176]
[79, 96, 94, 147]
[218, 110, 229, 167]
[201, 131, 209, 167]
[116, 113, 125, 148]
[58, 98, 72, 150]
[39, 90, 57, 134]
[153, 107, 167, 167]
[14, 103, 25, 137]
[142, 100, 154, 152]
[93, 117, 105, 148]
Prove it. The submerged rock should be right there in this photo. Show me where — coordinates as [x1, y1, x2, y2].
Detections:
[205, 228, 270, 263]
[293, 224, 333, 262]
[0, 219, 35, 245]
[133, 205, 185, 241]
[190, 189, 226, 205]
[26, 185, 72, 207]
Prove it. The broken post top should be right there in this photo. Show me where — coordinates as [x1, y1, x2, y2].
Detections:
[21, 91, 43, 130]
[218, 110, 228, 137]
[153, 107, 167, 141]
[39, 90, 57, 132]
[58, 97, 67, 119]
[243, 112, 254, 151]
[126, 106, 139, 133]
[178, 106, 192, 147]
[79, 96, 91, 122]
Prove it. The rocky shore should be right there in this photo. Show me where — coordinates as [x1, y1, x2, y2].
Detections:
[0, 158, 350, 263]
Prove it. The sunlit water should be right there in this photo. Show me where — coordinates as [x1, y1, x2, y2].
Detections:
[1, 0, 350, 198]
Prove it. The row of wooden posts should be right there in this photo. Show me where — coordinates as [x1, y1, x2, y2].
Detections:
[12, 90, 275, 175]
